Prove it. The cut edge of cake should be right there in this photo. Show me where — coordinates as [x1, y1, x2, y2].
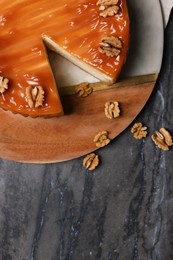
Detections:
[44, 36, 114, 85]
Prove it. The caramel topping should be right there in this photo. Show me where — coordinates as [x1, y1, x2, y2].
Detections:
[0, 0, 129, 116]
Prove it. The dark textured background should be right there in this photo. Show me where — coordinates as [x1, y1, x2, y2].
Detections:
[0, 8, 173, 260]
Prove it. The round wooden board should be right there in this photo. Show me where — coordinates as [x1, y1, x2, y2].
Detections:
[0, 81, 155, 163]
[0, 0, 163, 163]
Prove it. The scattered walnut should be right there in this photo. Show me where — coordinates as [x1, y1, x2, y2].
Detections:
[131, 122, 148, 140]
[96, 0, 119, 17]
[83, 153, 99, 171]
[160, 128, 173, 146]
[0, 76, 9, 94]
[75, 82, 93, 97]
[26, 85, 45, 108]
[98, 36, 122, 57]
[151, 128, 173, 151]
[105, 101, 120, 119]
[94, 130, 110, 148]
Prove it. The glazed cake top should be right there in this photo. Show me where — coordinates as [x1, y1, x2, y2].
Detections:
[0, 0, 129, 116]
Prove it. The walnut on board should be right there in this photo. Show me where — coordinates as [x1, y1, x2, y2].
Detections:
[75, 82, 93, 97]
[93, 130, 110, 148]
[105, 101, 120, 119]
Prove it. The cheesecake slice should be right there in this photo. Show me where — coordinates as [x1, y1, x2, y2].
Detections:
[0, 0, 129, 117]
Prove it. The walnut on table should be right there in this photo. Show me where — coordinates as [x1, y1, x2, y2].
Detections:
[83, 153, 99, 171]
[75, 82, 93, 97]
[93, 130, 110, 148]
[26, 85, 45, 108]
[131, 122, 148, 140]
[105, 101, 120, 119]
[98, 36, 122, 57]
[151, 128, 173, 151]
[0, 76, 9, 94]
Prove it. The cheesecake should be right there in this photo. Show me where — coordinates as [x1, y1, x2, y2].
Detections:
[0, 0, 129, 117]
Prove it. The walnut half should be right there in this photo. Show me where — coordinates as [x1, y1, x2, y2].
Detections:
[83, 153, 99, 171]
[100, 6, 119, 18]
[93, 130, 110, 148]
[75, 82, 93, 97]
[105, 101, 120, 119]
[26, 86, 45, 108]
[98, 36, 122, 57]
[151, 128, 173, 151]
[0, 76, 9, 94]
[97, 0, 119, 7]
[131, 122, 148, 139]
[96, 0, 119, 17]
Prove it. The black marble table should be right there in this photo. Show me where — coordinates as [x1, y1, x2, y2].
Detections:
[1, 8, 173, 260]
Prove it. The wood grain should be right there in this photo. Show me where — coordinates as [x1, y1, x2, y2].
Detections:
[0, 79, 155, 163]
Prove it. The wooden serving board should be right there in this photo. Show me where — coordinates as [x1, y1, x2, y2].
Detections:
[0, 75, 156, 163]
[0, 0, 163, 163]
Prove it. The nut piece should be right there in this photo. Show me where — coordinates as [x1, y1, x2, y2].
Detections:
[94, 130, 110, 148]
[151, 128, 173, 151]
[26, 85, 45, 108]
[96, 0, 119, 17]
[76, 82, 93, 97]
[0, 76, 9, 94]
[160, 128, 173, 146]
[97, 0, 119, 7]
[105, 101, 120, 119]
[131, 122, 148, 140]
[98, 36, 122, 57]
[83, 153, 99, 171]
[100, 6, 119, 18]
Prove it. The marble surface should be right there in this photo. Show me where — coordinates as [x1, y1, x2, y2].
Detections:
[1, 4, 173, 260]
